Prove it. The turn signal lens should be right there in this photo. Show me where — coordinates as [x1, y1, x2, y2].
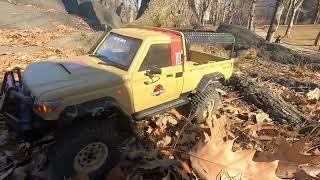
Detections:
[33, 99, 63, 114]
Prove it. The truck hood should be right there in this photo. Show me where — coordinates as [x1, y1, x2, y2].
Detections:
[23, 58, 122, 99]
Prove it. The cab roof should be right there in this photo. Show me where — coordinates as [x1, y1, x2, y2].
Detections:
[111, 28, 182, 41]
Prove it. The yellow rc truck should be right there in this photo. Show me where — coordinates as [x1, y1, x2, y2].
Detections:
[0, 28, 235, 179]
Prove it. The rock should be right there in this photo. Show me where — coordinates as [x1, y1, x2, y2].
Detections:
[2, 0, 122, 30]
[8, 0, 66, 12]
[0, 1, 78, 30]
[216, 23, 267, 51]
[134, 0, 198, 28]
[216, 24, 320, 65]
[73, 0, 122, 29]
[258, 43, 319, 65]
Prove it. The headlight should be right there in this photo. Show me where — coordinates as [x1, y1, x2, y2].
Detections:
[33, 99, 63, 114]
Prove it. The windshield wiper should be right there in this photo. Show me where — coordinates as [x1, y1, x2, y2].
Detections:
[94, 54, 117, 66]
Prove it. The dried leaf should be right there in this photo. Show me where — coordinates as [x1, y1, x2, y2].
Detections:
[157, 135, 172, 148]
[178, 160, 192, 174]
[299, 164, 320, 178]
[307, 88, 320, 100]
[243, 123, 298, 140]
[178, 132, 197, 145]
[190, 116, 280, 180]
[255, 138, 320, 165]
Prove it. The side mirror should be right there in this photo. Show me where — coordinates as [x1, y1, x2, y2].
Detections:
[149, 66, 162, 75]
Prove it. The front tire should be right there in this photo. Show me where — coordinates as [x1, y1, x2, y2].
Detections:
[50, 119, 124, 180]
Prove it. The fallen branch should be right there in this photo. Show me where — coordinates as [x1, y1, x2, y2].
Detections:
[232, 75, 311, 127]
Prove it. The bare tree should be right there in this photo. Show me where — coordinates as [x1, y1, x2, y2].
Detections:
[314, 32, 320, 46]
[226, 1, 236, 24]
[189, 0, 201, 24]
[199, 0, 211, 25]
[283, 0, 304, 38]
[283, 0, 292, 24]
[266, 0, 290, 42]
[189, 0, 211, 25]
[314, 0, 320, 24]
[214, 0, 223, 25]
[247, 0, 256, 31]
[136, 0, 150, 19]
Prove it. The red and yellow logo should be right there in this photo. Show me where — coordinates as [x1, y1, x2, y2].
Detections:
[153, 84, 165, 96]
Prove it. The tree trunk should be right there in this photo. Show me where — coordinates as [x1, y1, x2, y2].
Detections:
[189, 0, 201, 24]
[314, 32, 320, 46]
[136, 0, 150, 19]
[284, 8, 297, 38]
[214, 0, 222, 26]
[283, 0, 292, 25]
[314, 0, 320, 24]
[200, 11, 205, 25]
[248, 0, 256, 31]
[294, 5, 301, 24]
[284, 0, 304, 38]
[129, 3, 134, 22]
[266, 0, 288, 42]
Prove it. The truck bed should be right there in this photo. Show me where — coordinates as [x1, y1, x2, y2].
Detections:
[182, 50, 234, 94]
[189, 50, 230, 64]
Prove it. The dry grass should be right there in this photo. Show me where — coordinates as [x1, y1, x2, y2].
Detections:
[257, 24, 320, 57]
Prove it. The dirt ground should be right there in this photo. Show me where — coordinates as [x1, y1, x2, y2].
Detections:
[256, 24, 320, 58]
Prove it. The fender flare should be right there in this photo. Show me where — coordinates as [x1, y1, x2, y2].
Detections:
[196, 73, 225, 93]
[61, 96, 131, 123]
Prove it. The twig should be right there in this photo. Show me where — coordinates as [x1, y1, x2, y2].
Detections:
[170, 111, 198, 155]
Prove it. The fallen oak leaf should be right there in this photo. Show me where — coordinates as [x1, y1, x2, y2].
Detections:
[190, 139, 280, 180]
[254, 137, 320, 165]
[299, 164, 320, 178]
[178, 131, 197, 145]
[243, 123, 298, 140]
[254, 137, 320, 179]
[190, 116, 280, 180]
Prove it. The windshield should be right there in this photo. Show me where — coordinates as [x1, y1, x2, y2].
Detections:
[95, 33, 142, 70]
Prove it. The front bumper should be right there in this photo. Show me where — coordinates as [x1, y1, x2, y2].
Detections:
[0, 68, 45, 135]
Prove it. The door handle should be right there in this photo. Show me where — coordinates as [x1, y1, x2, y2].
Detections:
[166, 74, 173, 77]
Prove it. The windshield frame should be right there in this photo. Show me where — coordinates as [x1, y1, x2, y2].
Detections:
[93, 32, 143, 71]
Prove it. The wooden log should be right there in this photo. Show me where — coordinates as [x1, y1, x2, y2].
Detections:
[233, 76, 311, 127]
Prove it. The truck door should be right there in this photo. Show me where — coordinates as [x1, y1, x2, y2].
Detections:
[131, 42, 183, 112]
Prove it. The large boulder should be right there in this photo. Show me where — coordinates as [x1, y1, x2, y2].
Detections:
[77, 0, 122, 29]
[4, 0, 122, 30]
[9, 0, 66, 12]
[0, 1, 77, 30]
[259, 43, 320, 65]
[216, 23, 267, 50]
[216, 23, 320, 65]
[134, 0, 198, 28]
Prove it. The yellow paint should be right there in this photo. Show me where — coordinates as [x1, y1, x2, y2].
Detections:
[30, 28, 234, 120]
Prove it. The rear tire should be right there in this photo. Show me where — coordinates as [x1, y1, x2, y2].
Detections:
[190, 85, 222, 124]
[50, 119, 125, 180]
